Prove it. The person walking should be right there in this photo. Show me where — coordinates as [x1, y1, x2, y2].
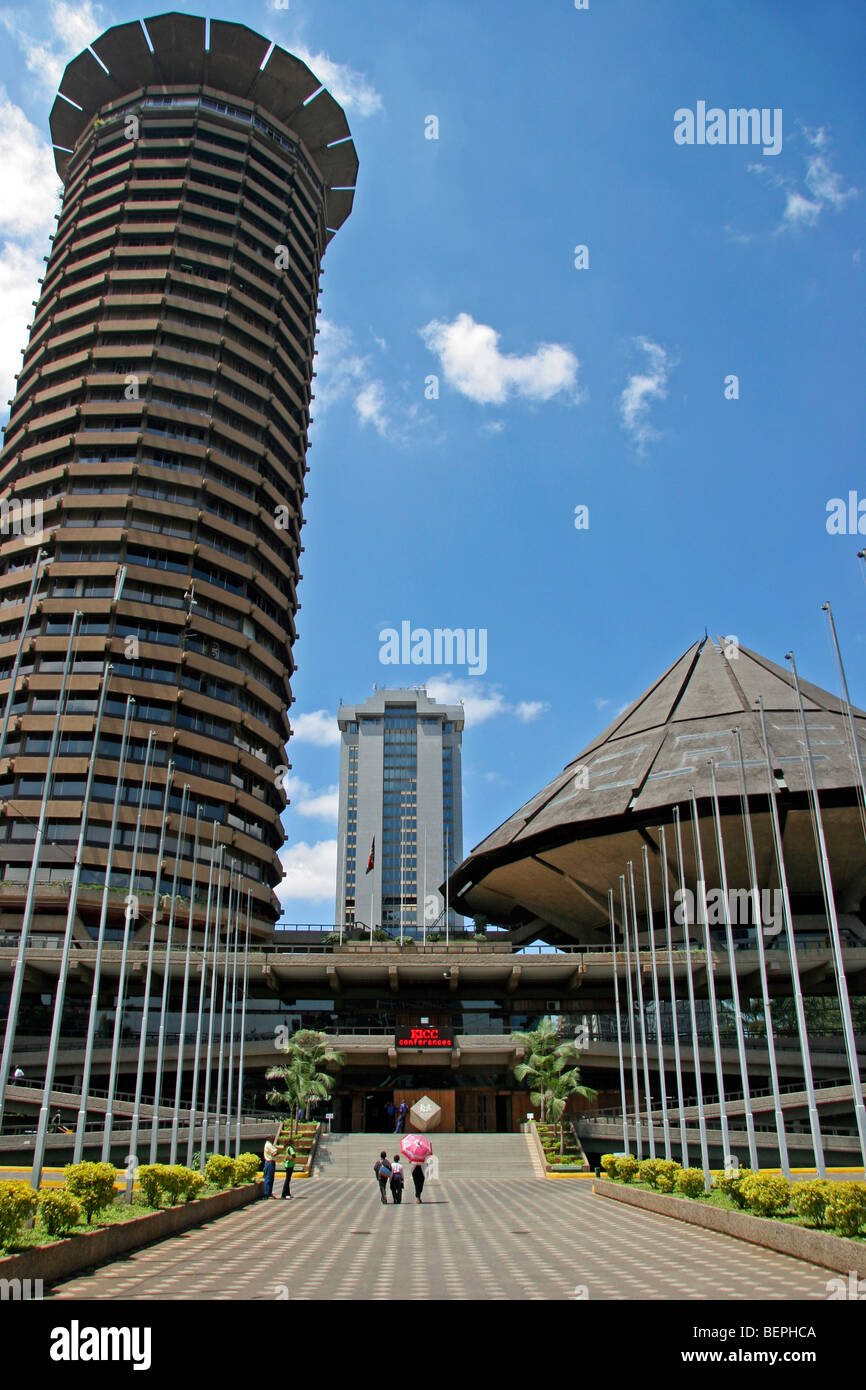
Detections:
[280, 1143, 296, 1200]
[263, 1137, 279, 1199]
[373, 1150, 392, 1204]
[411, 1159, 426, 1204]
[395, 1100, 408, 1134]
[389, 1154, 404, 1204]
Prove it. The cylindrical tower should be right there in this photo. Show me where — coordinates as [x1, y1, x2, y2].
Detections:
[0, 13, 357, 939]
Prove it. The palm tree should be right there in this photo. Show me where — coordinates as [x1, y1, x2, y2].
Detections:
[266, 1029, 346, 1135]
[511, 1018, 597, 1145]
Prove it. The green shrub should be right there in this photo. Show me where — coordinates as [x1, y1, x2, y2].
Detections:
[179, 1169, 205, 1202]
[138, 1164, 205, 1207]
[638, 1158, 673, 1189]
[234, 1153, 261, 1184]
[63, 1162, 118, 1223]
[136, 1164, 163, 1208]
[741, 1173, 791, 1217]
[652, 1160, 682, 1193]
[676, 1167, 708, 1198]
[0, 1180, 39, 1247]
[789, 1178, 833, 1229]
[613, 1155, 640, 1183]
[39, 1188, 82, 1237]
[823, 1181, 866, 1239]
[204, 1154, 236, 1188]
[716, 1167, 756, 1209]
[599, 1153, 620, 1177]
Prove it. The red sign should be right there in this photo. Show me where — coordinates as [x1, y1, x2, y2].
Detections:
[395, 1026, 453, 1049]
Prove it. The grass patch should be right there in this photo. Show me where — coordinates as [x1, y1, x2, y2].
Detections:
[605, 1178, 866, 1242]
[0, 1184, 226, 1255]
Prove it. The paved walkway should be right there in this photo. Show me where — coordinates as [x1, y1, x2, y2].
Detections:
[49, 1178, 836, 1301]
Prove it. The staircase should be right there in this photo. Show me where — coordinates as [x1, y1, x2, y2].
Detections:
[314, 1131, 537, 1179]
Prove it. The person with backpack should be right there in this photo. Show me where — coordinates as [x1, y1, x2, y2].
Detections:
[373, 1150, 392, 1204]
[280, 1143, 296, 1199]
[389, 1154, 404, 1204]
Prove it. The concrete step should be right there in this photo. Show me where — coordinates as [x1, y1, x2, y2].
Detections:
[314, 1131, 535, 1179]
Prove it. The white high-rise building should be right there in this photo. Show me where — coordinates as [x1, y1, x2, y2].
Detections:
[335, 689, 464, 932]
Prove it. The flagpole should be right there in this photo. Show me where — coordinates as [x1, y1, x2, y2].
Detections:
[186, 827, 217, 1167]
[627, 861, 655, 1157]
[659, 824, 688, 1165]
[688, 787, 732, 1167]
[619, 874, 642, 1159]
[148, 782, 190, 1162]
[445, 825, 450, 946]
[235, 888, 251, 1157]
[787, 651, 866, 1173]
[101, 730, 156, 1160]
[213, 864, 235, 1153]
[171, 806, 201, 1164]
[0, 547, 46, 762]
[0, 609, 82, 1130]
[31, 661, 113, 1189]
[707, 758, 758, 1171]
[608, 889, 629, 1154]
[197, 840, 225, 1172]
[673, 804, 711, 1189]
[732, 730, 790, 1177]
[423, 826, 428, 944]
[74, 694, 134, 1161]
[224, 876, 242, 1152]
[822, 601, 866, 845]
[757, 696, 826, 1177]
[126, 757, 175, 1196]
[641, 845, 671, 1160]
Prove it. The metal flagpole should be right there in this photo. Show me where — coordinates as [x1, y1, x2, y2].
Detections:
[399, 807, 405, 944]
[101, 730, 155, 1160]
[171, 806, 200, 1164]
[213, 864, 235, 1153]
[148, 782, 190, 1162]
[627, 861, 655, 1158]
[659, 825, 688, 1164]
[423, 826, 428, 943]
[0, 609, 82, 1129]
[125, 758, 174, 1198]
[688, 788, 732, 1166]
[757, 697, 826, 1176]
[673, 805, 711, 1188]
[822, 601, 866, 846]
[186, 827, 218, 1167]
[707, 758, 758, 1171]
[235, 888, 252, 1157]
[619, 874, 643, 1159]
[787, 652, 866, 1172]
[31, 662, 113, 1189]
[224, 875, 242, 1152]
[74, 694, 134, 1161]
[0, 548, 46, 761]
[445, 825, 450, 945]
[642, 846, 671, 1160]
[732, 730, 790, 1177]
[608, 889, 629, 1154]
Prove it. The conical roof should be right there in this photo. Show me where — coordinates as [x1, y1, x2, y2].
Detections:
[451, 637, 866, 939]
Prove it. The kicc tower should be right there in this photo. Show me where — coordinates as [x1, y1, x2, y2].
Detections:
[0, 13, 357, 940]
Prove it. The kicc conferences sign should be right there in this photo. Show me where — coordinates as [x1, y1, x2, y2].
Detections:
[395, 1025, 453, 1049]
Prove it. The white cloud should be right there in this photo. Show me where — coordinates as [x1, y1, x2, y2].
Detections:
[354, 380, 390, 437]
[750, 125, 858, 234]
[1, 2, 102, 95]
[289, 43, 383, 118]
[515, 700, 549, 723]
[782, 190, 821, 227]
[593, 697, 611, 710]
[0, 92, 62, 402]
[313, 317, 423, 443]
[425, 677, 548, 728]
[291, 709, 340, 746]
[619, 337, 671, 453]
[284, 775, 339, 821]
[420, 312, 581, 406]
[276, 840, 337, 908]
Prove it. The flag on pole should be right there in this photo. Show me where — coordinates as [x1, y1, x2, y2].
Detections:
[366, 837, 375, 874]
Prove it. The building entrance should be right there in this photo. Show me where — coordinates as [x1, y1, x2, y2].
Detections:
[363, 1090, 395, 1133]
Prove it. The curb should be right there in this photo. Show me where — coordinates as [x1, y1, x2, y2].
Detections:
[0, 1181, 265, 1287]
[592, 1181, 866, 1276]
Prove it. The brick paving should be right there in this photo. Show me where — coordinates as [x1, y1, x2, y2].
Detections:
[48, 1177, 837, 1301]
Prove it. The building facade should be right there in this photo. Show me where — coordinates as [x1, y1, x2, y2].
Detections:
[335, 689, 464, 932]
[0, 14, 357, 941]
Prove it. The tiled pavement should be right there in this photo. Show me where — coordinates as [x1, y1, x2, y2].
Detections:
[49, 1178, 838, 1301]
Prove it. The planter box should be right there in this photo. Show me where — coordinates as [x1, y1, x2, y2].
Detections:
[525, 1121, 591, 1175]
[593, 1181, 866, 1277]
[0, 1180, 264, 1288]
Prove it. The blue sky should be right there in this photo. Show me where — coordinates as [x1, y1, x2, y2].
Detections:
[0, 1, 863, 921]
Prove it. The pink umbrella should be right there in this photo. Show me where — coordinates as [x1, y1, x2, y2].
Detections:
[400, 1134, 433, 1163]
